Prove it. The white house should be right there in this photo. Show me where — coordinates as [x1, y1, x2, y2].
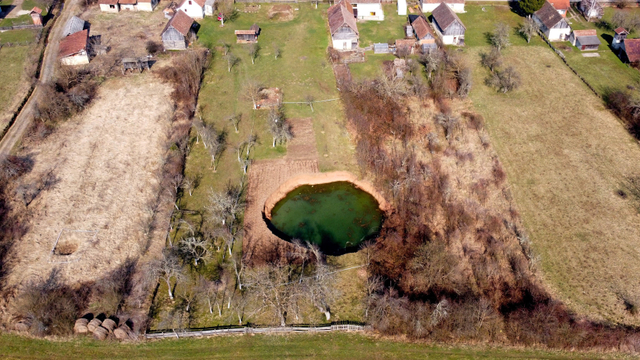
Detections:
[533, 1, 571, 41]
[328, 0, 358, 51]
[351, 0, 384, 21]
[431, 3, 465, 45]
[138, 0, 159, 11]
[178, 0, 205, 19]
[420, 0, 465, 14]
[99, 0, 120, 12]
[398, 0, 407, 16]
[59, 29, 89, 66]
[204, 0, 215, 16]
[119, 0, 137, 11]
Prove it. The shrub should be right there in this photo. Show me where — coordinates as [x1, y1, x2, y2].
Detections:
[146, 40, 163, 55]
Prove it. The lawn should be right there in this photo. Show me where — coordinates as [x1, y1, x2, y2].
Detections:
[0, 28, 38, 43]
[0, 45, 30, 132]
[0, 332, 629, 359]
[467, 44, 640, 326]
[22, 0, 49, 13]
[357, 4, 406, 47]
[0, 15, 33, 28]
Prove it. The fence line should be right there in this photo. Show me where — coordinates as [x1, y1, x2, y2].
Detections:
[146, 323, 369, 339]
[282, 98, 339, 104]
[0, 24, 43, 31]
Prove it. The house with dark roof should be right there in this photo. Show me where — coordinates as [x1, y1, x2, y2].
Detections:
[431, 3, 465, 46]
[351, 0, 384, 21]
[328, 0, 359, 51]
[548, 0, 569, 17]
[533, 1, 571, 41]
[613, 27, 628, 50]
[409, 15, 436, 51]
[59, 29, 89, 66]
[162, 10, 195, 50]
[569, 29, 601, 51]
[623, 39, 640, 64]
[235, 24, 259, 43]
[63, 16, 86, 37]
[178, 0, 205, 19]
[420, 0, 464, 14]
[579, 0, 603, 21]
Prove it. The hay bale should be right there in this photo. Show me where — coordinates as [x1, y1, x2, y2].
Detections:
[114, 324, 132, 340]
[13, 319, 31, 332]
[92, 326, 109, 340]
[102, 318, 117, 332]
[74, 318, 89, 334]
[87, 318, 102, 332]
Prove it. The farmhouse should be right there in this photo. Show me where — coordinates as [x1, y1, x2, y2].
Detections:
[569, 29, 601, 51]
[235, 24, 259, 43]
[328, 0, 359, 51]
[533, 1, 571, 41]
[161, 10, 195, 50]
[579, 0, 603, 21]
[99, 0, 120, 12]
[431, 3, 465, 46]
[178, 0, 205, 19]
[622, 39, 640, 64]
[30, 7, 43, 26]
[409, 15, 436, 51]
[420, 0, 465, 14]
[351, 0, 384, 21]
[59, 29, 89, 66]
[548, 0, 569, 17]
[63, 16, 86, 37]
[613, 27, 628, 51]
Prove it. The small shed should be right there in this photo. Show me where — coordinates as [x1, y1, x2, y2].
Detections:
[569, 29, 600, 51]
[59, 29, 89, 66]
[63, 16, 86, 37]
[374, 42, 390, 54]
[30, 7, 43, 26]
[99, 0, 120, 12]
[613, 27, 628, 50]
[161, 10, 195, 50]
[548, 0, 569, 17]
[235, 24, 259, 43]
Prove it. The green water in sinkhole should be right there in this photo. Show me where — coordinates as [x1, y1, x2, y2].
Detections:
[268, 181, 383, 255]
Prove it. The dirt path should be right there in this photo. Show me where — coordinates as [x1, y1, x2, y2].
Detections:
[243, 118, 320, 263]
[0, 0, 77, 158]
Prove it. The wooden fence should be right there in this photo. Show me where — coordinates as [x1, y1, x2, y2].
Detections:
[146, 322, 369, 339]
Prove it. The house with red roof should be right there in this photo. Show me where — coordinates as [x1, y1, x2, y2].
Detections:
[59, 29, 89, 66]
[548, 0, 569, 17]
[613, 27, 628, 50]
[623, 39, 640, 64]
[30, 7, 43, 26]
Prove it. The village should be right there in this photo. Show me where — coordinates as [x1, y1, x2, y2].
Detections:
[2, 0, 640, 357]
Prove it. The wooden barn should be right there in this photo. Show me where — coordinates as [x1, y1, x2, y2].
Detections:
[30, 7, 43, 26]
[161, 10, 195, 50]
[533, 1, 571, 41]
[235, 24, 260, 43]
[569, 29, 601, 51]
[431, 3, 465, 46]
[328, 0, 359, 51]
[59, 29, 89, 66]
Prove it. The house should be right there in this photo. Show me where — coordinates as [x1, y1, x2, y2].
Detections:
[579, 0, 603, 21]
[623, 39, 640, 64]
[177, 0, 205, 19]
[119, 0, 137, 11]
[351, 0, 384, 21]
[613, 27, 628, 50]
[409, 15, 436, 51]
[548, 0, 569, 17]
[420, 0, 465, 14]
[162, 10, 195, 50]
[138, 0, 159, 11]
[533, 1, 571, 41]
[398, 0, 407, 16]
[63, 16, 86, 37]
[30, 7, 43, 26]
[99, 0, 120, 12]
[59, 29, 89, 66]
[235, 24, 259, 43]
[569, 29, 601, 51]
[204, 0, 215, 16]
[431, 3, 465, 46]
[328, 0, 359, 51]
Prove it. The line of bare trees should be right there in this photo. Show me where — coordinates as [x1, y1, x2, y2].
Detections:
[481, 24, 521, 94]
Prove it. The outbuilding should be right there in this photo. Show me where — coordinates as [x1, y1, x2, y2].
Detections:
[431, 3, 465, 46]
[351, 0, 384, 21]
[533, 1, 571, 41]
[99, 0, 120, 13]
[138, 0, 159, 11]
[235, 24, 259, 43]
[119, 0, 137, 11]
[59, 29, 89, 66]
[420, 0, 465, 14]
[63, 16, 86, 37]
[204, 0, 215, 16]
[569, 29, 601, 51]
[161, 10, 195, 50]
[328, 0, 359, 51]
[30, 7, 43, 26]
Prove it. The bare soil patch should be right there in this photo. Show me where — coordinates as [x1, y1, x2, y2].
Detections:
[268, 5, 294, 22]
[5, 75, 173, 289]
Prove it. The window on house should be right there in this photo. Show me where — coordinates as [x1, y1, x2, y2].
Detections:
[109, 4, 115, 8]
[370, 12, 375, 16]
[189, 0, 192, 4]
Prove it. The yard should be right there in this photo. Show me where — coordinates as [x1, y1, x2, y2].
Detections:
[468, 44, 640, 326]
[0, 45, 31, 133]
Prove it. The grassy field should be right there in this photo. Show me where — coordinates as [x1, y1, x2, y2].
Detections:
[357, 4, 406, 47]
[0, 28, 39, 43]
[0, 332, 631, 359]
[0, 45, 30, 132]
[467, 43, 640, 325]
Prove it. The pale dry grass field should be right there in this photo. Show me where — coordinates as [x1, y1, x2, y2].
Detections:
[468, 46, 640, 325]
[5, 75, 173, 290]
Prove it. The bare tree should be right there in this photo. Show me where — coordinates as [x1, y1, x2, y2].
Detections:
[244, 265, 300, 327]
[224, 52, 239, 72]
[179, 236, 209, 266]
[181, 176, 195, 196]
[217, 0, 235, 27]
[435, 112, 462, 141]
[245, 133, 257, 156]
[205, 183, 244, 227]
[244, 80, 263, 110]
[248, 43, 260, 64]
[480, 47, 502, 72]
[240, 158, 251, 174]
[305, 95, 315, 112]
[303, 252, 338, 321]
[273, 44, 281, 59]
[226, 113, 242, 133]
[486, 66, 521, 93]
[519, 16, 538, 43]
[420, 48, 444, 80]
[456, 67, 472, 98]
[218, 40, 231, 55]
[232, 252, 245, 290]
[268, 106, 292, 147]
[490, 23, 511, 52]
[148, 251, 185, 301]
[201, 126, 226, 170]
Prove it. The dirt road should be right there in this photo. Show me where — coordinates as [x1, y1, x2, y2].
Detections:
[0, 0, 79, 158]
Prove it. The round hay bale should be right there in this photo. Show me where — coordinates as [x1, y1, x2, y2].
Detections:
[87, 318, 102, 332]
[92, 326, 109, 340]
[74, 318, 89, 334]
[114, 324, 132, 340]
[13, 320, 31, 332]
[102, 318, 117, 332]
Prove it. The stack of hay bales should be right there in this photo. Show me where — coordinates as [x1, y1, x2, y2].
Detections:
[74, 318, 89, 334]
[87, 318, 102, 332]
[92, 325, 109, 340]
[75, 313, 134, 341]
[114, 323, 133, 340]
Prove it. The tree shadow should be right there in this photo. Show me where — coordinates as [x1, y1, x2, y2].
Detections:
[509, 1, 527, 17]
